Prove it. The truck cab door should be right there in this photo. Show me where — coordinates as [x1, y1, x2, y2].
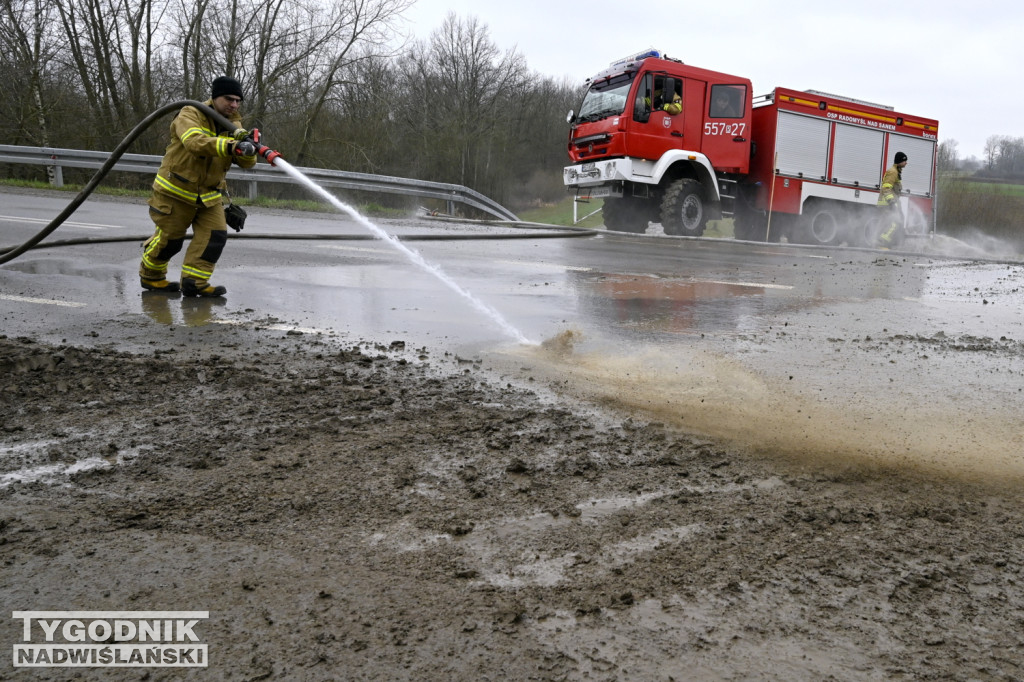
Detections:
[701, 84, 751, 174]
[625, 74, 685, 160]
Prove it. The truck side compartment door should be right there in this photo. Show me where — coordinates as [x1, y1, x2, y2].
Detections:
[701, 83, 751, 174]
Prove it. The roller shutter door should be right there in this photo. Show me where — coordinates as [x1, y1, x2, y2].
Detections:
[889, 134, 936, 196]
[775, 112, 830, 181]
[832, 124, 885, 187]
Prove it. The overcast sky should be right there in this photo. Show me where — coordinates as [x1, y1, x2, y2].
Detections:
[400, 0, 1020, 161]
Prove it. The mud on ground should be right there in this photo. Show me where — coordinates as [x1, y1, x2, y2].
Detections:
[1, 331, 1022, 681]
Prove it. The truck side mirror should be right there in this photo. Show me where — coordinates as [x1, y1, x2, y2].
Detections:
[566, 109, 576, 124]
[663, 78, 678, 103]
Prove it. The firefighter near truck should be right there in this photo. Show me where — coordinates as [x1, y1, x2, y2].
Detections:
[564, 50, 939, 247]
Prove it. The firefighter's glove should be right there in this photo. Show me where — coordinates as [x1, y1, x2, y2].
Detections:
[232, 140, 257, 157]
[231, 128, 250, 141]
[224, 203, 247, 232]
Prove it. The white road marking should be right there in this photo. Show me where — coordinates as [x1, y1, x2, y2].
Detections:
[495, 260, 593, 272]
[497, 261, 793, 290]
[0, 294, 87, 308]
[0, 215, 121, 230]
[702, 280, 794, 290]
[316, 245, 391, 254]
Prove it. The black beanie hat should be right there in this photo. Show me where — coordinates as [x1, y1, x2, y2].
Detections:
[894, 151, 908, 164]
[212, 76, 244, 101]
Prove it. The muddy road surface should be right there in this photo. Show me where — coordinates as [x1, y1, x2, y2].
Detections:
[2, 315, 1023, 680]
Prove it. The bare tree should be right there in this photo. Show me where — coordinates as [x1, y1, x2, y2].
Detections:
[983, 135, 1002, 172]
[172, 0, 211, 98]
[312, 51, 397, 173]
[979, 135, 1024, 180]
[290, 0, 411, 164]
[396, 13, 527, 194]
[196, 0, 350, 128]
[0, 0, 62, 155]
[0, 4, 722, 211]
[52, 0, 176, 145]
[998, 137, 1024, 178]
[937, 139, 959, 174]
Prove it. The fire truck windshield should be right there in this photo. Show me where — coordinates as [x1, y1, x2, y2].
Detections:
[577, 73, 634, 123]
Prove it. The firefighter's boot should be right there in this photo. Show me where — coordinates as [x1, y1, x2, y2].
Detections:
[141, 277, 180, 293]
[878, 223, 897, 248]
[182, 278, 227, 298]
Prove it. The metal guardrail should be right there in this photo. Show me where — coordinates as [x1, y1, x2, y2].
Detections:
[0, 144, 518, 222]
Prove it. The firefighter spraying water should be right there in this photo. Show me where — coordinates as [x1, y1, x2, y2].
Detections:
[0, 86, 533, 345]
[138, 77, 265, 297]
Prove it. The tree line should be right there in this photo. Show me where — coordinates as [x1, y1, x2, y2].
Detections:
[980, 135, 1024, 180]
[0, 0, 581, 210]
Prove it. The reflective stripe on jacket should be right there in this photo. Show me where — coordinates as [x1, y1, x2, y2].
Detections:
[878, 164, 903, 206]
[152, 100, 256, 206]
[644, 91, 682, 115]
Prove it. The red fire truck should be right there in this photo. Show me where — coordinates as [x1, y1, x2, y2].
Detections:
[564, 49, 939, 245]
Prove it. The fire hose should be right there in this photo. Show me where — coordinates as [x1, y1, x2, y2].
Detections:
[0, 100, 283, 266]
[0, 102, 594, 265]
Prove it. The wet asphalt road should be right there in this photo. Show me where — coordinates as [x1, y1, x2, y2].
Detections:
[2, 187, 1024, 476]
[2, 187, 1021, 351]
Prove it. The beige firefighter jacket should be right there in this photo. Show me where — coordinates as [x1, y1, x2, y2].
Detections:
[152, 99, 257, 207]
[878, 164, 903, 206]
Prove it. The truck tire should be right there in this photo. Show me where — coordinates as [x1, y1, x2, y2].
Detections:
[800, 206, 843, 245]
[660, 179, 707, 237]
[903, 206, 929, 236]
[602, 197, 649, 233]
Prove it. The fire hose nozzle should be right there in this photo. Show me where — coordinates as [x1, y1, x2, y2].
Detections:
[256, 144, 282, 166]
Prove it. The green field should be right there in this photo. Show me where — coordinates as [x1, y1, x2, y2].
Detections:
[953, 179, 1024, 197]
[516, 197, 606, 228]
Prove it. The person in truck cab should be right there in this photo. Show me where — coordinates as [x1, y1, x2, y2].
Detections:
[659, 87, 682, 115]
[643, 77, 681, 115]
[711, 88, 740, 118]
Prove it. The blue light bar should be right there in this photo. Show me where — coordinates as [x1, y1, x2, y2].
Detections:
[609, 48, 661, 69]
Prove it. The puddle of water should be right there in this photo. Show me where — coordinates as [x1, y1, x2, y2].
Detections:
[531, 596, 878, 680]
[0, 435, 141, 488]
[1, 457, 110, 488]
[480, 523, 703, 588]
[0, 439, 61, 458]
[486, 553, 578, 588]
[576, 491, 672, 520]
[372, 479, 787, 565]
[572, 272, 781, 336]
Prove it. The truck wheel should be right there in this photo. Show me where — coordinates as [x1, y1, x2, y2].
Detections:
[801, 207, 843, 245]
[602, 197, 649, 233]
[903, 207, 929, 236]
[660, 179, 707, 237]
